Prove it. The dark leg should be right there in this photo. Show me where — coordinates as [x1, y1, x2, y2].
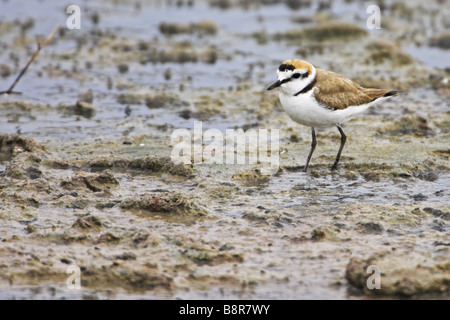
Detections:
[332, 125, 346, 170]
[304, 127, 316, 172]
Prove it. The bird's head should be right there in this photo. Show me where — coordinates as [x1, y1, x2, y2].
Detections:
[267, 59, 316, 95]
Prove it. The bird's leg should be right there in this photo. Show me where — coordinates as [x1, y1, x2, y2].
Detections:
[304, 127, 316, 172]
[332, 125, 346, 170]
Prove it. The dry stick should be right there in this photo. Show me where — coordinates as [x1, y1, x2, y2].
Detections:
[0, 24, 61, 95]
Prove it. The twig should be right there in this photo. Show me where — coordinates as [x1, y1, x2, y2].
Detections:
[0, 24, 61, 95]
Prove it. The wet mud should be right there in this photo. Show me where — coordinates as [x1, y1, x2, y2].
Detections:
[0, 0, 449, 299]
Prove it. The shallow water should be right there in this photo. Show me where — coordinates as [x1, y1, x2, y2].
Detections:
[0, 0, 449, 300]
[1, 0, 448, 139]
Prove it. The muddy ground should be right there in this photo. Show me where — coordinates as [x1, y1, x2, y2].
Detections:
[0, 0, 449, 299]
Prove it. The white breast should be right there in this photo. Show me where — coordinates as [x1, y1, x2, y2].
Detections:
[279, 90, 374, 128]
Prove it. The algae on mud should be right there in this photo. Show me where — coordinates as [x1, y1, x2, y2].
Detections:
[120, 192, 208, 220]
[346, 251, 450, 297]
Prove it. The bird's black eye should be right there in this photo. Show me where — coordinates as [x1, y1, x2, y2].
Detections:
[292, 73, 301, 79]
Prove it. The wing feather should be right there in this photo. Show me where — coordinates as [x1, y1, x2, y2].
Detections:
[313, 69, 392, 110]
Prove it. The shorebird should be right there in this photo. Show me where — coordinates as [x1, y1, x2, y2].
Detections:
[267, 59, 398, 171]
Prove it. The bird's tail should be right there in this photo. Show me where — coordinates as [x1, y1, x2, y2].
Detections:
[364, 88, 400, 101]
[383, 90, 400, 97]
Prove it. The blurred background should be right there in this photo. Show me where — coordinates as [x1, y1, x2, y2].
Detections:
[0, 0, 448, 139]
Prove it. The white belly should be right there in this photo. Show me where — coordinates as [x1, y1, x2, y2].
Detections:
[279, 91, 373, 128]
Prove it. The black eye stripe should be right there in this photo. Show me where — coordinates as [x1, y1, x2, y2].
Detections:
[291, 71, 309, 79]
[280, 77, 292, 85]
[277, 71, 310, 87]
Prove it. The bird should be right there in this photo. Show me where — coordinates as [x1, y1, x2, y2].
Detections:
[267, 59, 398, 172]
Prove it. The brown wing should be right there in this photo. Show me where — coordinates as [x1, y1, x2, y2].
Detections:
[313, 68, 393, 110]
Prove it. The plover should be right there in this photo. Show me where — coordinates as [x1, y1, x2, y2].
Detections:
[267, 59, 398, 171]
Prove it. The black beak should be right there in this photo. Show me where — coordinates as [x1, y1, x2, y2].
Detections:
[267, 80, 281, 91]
